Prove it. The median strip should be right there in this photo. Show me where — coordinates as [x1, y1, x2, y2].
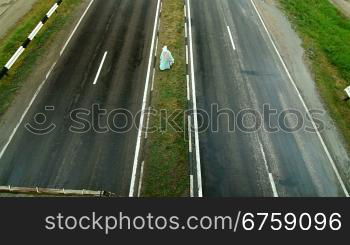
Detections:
[141, 0, 190, 197]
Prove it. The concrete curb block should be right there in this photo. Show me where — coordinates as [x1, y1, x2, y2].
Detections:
[0, 0, 63, 80]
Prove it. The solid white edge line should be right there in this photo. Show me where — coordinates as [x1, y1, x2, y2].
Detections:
[269, 173, 278, 198]
[258, 138, 270, 174]
[187, 0, 203, 197]
[129, 0, 161, 197]
[145, 106, 151, 139]
[93, 51, 107, 85]
[258, 138, 279, 197]
[137, 161, 145, 197]
[188, 115, 192, 153]
[227, 26, 236, 51]
[60, 0, 94, 56]
[46, 62, 57, 79]
[0, 78, 47, 160]
[251, 0, 349, 197]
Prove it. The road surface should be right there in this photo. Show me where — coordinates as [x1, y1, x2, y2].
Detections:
[0, 0, 158, 195]
[189, 0, 348, 197]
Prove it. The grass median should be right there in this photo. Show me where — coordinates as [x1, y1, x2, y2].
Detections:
[142, 0, 189, 197]
[0, 0, 83, 116]
[279, 0, 350, 149]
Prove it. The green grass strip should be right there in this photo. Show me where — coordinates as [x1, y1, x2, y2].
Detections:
[142, 0, 189, 197]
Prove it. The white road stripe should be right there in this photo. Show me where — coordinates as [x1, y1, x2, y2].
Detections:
[227, 26, 236, 51]
[188, 115, 192, 153]
[155, 37, 159, 57]
[187, 0, 203, 197]
[258, 138, 269, 173]
[60, 0, 94, 56]
[145, 107, 151, 139]
[129, 0, 162, 197]
[0, 78, 48, 160]
[185, 45, 189, 65]
[251, 0, 349, 197]
[186, 74, 190, 101]
[258, 137, 278, 197]
[269, 173, 278, 197]
[137, 161, 145, 197]
[93, 51, 107, 85]
[185, 23, 188, 38]
[46, 62, 57, 79]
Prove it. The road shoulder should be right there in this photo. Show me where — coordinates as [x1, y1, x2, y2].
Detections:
[330, 0, 350, 18]
[0, 0, 90, 153]
[0, 0, 39, 39]
[254, 0, 350, 188]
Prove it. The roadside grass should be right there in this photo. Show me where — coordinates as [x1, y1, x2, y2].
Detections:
[142, 0, 189, 197]
[0, 0, 83, 116]
[279, 0, 350, 149]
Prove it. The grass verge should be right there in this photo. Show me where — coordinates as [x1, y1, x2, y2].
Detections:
[0, 0, 83, 116]
[279, 0, 350, 149]
[142, 0, 189, 197]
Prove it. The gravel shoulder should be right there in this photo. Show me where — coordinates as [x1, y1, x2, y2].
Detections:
[255, 0, 350, 187]
[0, 0, 38, 39]
[330, 0, 350, 17]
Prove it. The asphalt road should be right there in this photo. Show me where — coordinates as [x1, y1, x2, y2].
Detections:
[189, 0, 347, 197]
[0, 0, 158, 195]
